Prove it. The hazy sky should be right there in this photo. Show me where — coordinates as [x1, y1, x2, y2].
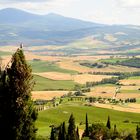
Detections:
[0, 0, 140, 25]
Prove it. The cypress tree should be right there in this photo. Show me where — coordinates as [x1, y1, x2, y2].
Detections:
[6, 48, 37, 140]
[0, 68, 9, 138]
[68, 114, 76, 140]
[76, 126, 80, 140]
[106, 116, 111, 129]
[58, 124, 62, 140]
[112, 124, 119, 140]
[50, 127, 56, 140]
[136, 125, 140, 140]
[62, 122, 66, 140]
[85, 113, 89, 137]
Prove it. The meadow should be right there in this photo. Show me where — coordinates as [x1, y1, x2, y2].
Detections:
[33, 75, 77, 91]
[36, 101, 140, 138]
[29, 60, 77, 74]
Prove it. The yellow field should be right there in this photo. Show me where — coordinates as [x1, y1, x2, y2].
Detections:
[58, 60, 140, 73]
[85, 85, 140, 99]
[93, 103, 140, 113]
[120, 79, 140, 86]
[34, 72, 72, 80]
[73, 74, 113, 84]
[32, 91, 68, 100]
[34, 72, 113, 84]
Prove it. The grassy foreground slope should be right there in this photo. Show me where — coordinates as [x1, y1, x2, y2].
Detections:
[36, 101, 140, 137]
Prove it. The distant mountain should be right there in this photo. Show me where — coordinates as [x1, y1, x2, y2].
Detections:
[0, 8, 103, 30]
[0, 8, 140, 55]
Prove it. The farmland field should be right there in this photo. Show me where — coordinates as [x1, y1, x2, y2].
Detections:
[34, 72, 114, 84]
[1, 50, 140, 139]
[29, 60, 77, 74]
[33, 75, 77, 91]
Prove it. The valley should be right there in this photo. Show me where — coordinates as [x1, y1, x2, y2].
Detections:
[0, 8, 140, 140]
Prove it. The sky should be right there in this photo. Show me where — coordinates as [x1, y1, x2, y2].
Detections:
[0, 0, 140, 25]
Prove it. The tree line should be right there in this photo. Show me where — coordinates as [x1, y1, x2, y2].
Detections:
[50, 113, 140, 140]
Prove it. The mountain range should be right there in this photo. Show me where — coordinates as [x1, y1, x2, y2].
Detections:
[0, 8, 140, 55]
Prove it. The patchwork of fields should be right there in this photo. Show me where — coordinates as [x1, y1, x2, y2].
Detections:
[1, 48, 140, 138]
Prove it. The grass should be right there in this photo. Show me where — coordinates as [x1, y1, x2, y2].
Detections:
[33, 75, 77, 91]
[36, 101, 140, 138]
[100, 58, 128, 64]
[29, 60, 77, 74]
[95, 84, 116, 87]
[120, 89, 140, 94]
[0, 51, 12, 56]
[128, 76, 140, 80]
[136, 98, 140, 103]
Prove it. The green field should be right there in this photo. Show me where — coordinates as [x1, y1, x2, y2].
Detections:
[120, 89, 140, 94]
[33, 75, 77, 91]
[29, 60, 77, 74]
[36, 101, 140, 138]
[100, 58, 128, 64]
[0, 51, 12, 56]
[128, 76, 140, 79]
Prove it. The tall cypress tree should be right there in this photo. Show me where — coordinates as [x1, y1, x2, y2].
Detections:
[85, 113, 89, 137]
[58, 124, 62, 140]
[62, 122, 66, 140]
[106, 116, 111, 129]
[68, 114, 76, 140]
[0, 68, 9, 138]
[6, 48, 37, 140]
[50, 127, 56, 140]
[136, 125, 140, 140]
[76, 126, 80, 140]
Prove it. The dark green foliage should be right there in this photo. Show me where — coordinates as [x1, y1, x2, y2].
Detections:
[50, 127, 56, 140]
[87, 123, 112, 140]
[85, 113, 89, 137]
[58, 125, 62, 140]
[124, 133, 135, 140]
[76, 127, 80, 140]
[106, 116, 111, 129]
[112, 124, 119, 140]
[58, 122, 66, 140]
[0, 69, 9, 138]
[101, 57, 140, 68]
[136, 125, 140, 140]
[80, 62, 106, 68]
[119, 58, 140, 68]
[68, 114, 77, 140]
[62, 122, 67, 140]
[0, 48, 37, 140]
[86, 71, 140, 88]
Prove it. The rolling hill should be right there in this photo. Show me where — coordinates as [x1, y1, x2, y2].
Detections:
[0, 8, 140, 55]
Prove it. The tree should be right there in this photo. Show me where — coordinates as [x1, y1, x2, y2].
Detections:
[50, 127, 56, 140]
[76, 127, 80, 140]
[85, 113, 89, 137]
[5, 48, 37, 140]
[106, 116, 111, 129]
[112, 124, 119, 140]
[0, 66, 9, 138]
[136, 125, 140, 140]
[62, 122, 66, 140]
[68, 114, 76, 140]
[58, 124, 62, 140]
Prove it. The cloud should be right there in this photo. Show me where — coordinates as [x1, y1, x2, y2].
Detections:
[0, 0, 80, 14]
[0, 0, 51, 2]
[118, 0, 140, 8]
